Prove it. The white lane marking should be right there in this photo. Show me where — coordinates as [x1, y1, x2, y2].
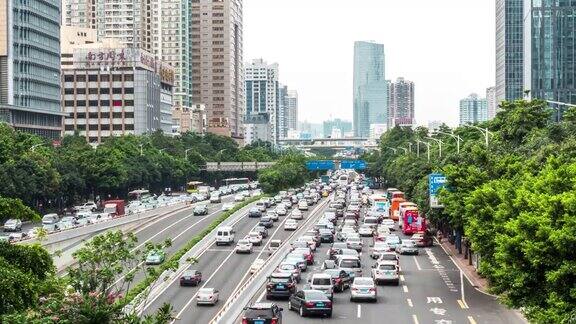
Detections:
[413, 255, 422, 271]
[434, 237, 498, 298]
[400, 275, 405, 282]
[171, 247, 237, 322]
[357, 304, 361, 318]
[468, 315, 477, 324]
[256, 289, 266, 302]
[457, 299, 468, 309]
[407, 298, 413, 307]
[412, 314, 420, 324]
[460, 268, 469, 308]
[403, 285, 409, 293]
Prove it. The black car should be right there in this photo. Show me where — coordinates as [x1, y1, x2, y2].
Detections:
[179, 269, 202, 286]
[288, 289, 332, 318]
[249, 207, 262, 218]
[266, 272, 297, 299]
[259, 216, 274, 228]
[193, 205, 208, 215]
[254, 225, 269, 238]
[242, 302, 283, 324]
[323, 269, 352, 292]
[318, 229, 334, 243]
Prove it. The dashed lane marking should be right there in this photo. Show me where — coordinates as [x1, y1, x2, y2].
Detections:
[413, 255, 422, 270]
[407, 298, 413, 307]
[400, 275, 405, 282]
[468, 316, 477, 324]
[458, 299, 469, 309]
[357, 305, 361, 318]
[412, 314, 420, 324]
[403, 285, 409, 293]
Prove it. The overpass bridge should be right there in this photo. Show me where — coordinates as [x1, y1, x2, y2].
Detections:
[278, 137, 379, 149]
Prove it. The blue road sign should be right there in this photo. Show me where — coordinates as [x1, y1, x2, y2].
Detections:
[340, 160, 367, 170]
[429, 173, 447, 208]
[306, 160, 335, 171]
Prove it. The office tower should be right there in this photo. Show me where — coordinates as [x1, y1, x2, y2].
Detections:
[244, 59, 278, 144]
[459, 94, 488, 126]
[524, 0, 576, 115]
[486, 86, 497, 119]
[278, 88, 298, 139]
[495, 0, 525, 102]
[388, 77, 415, 128]
[190, 0, 244, 140]
[323, 119, 352, 138]
[61, 30, 175, 143]
[353, 41, 387, 138]
[286, 90, 298, 131]
[0, 0, 63, 139]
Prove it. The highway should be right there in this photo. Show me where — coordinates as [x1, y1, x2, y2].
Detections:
[111, 195, 239, 291]
[229, 194, 526, 324]
[140, 197, 331, 323]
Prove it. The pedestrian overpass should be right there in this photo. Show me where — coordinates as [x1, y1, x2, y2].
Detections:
[278, 137, 379, 149]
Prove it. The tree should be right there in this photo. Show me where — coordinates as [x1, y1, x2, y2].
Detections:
[0, 197, 40, 223]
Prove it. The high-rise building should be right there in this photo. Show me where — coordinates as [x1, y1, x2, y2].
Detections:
[353, 41, 387, 138]
[323, 119, 352, 138]
[388, 77, 415, 128]
[278, 85, 288, 139]
[369, 123, 387, 140]
[486, 86, 497, 119]
[495, 0, 525, 103]
[298, 120, 322, 139]
[190, 0, 244, 140]
[459, 94, 488, 126]
[0, 0, 64, 139]
[524, 0, 576, 113]
[428, 120, 444, 132]
[283, 89, 298, 137]
[244, 59, 278, 144]
[61, 34, 175, 143]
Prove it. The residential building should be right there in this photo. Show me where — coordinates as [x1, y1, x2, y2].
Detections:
[172, 104, 206, 134]
[61, 43, 175, 143]
[428, 120, 444, 132]
[486, 86, 497, 119]
[278, 86, 298, 139]
[244, 59, 278, 144]
[353, 41, 387, 137]
[286, 90, 298, 131]
[524, 0, 576, 117]
[388, 77, 415, 128]
[286, 129, 300, 139]
[495, 0, 525, 102]
[190, 0, 244, 140]
[0, 0, 64, 139]
[459, 94, 488, 125]
[323, 118, 352, 138]
[369, 124, 387, 140]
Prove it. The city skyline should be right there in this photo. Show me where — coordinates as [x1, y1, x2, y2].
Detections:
[244, 0, 495, 127]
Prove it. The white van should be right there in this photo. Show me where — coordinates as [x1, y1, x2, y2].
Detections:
[42, 213, 59, 225]
[215, 226, 235, 246]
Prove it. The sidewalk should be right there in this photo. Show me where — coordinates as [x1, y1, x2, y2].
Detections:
[438, 238, 490, 293]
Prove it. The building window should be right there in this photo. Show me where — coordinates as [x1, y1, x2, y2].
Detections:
[125, 88, 134, 94]
[100, 100, 110, 106]
[112, 75, 122, 81]
[124, 74, 134, 81]
[125, 112, 134, 118]
[88, 100, 98, 107]
[77, 100, 86, 106]
[100, 88, 109, 94]
[112, 88, 122, 94]
[64, 75, 74, 82]
[88, 75, 98, 81]
[76, 75, 86, 82]
[101, 124, 110, 130]
[124, 100, 134, 106]
[112, 112, 122, 118]
[64, 88, 74, 95]
[125, 124, 134, 130]
[65, 124, 75, 131]
[77, 112, 86, 119]
[101, 112, 110, 118]
[89, 124, 98, 130]
[77, 88, 86, 94]
[113, 124, 123, 130]
[88, 112, 98, 119]
[100, 75, 110, 82]
[89, 88, 98, 94]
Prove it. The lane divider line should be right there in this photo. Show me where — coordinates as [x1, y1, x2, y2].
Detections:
[357, 304, 361, 318]
[407, 298, 413, 307]
[413, 255, 422, 271]
[468, 315, 477, 324]
[400, 275, 405, 282]
[403, 285, 409, 293]
[458, 299, 469, 309]
[412, 314, 420, 324]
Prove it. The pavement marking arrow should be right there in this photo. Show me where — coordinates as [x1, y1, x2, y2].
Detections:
[430, 307, 447, 316]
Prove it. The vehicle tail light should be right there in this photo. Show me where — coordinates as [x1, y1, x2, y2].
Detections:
[241, 318, 248, 324]
[305, 302, 315, 307]
[325, 301, 332, 308]
[369, 288, 376, 292]
[271, 318, 278, 324]
[352, 287, 358, 291]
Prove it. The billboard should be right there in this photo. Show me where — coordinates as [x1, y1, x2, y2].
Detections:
[340, 160, 367, 170]
[306, 160, 335, 171]
[429, 173, 447, 208]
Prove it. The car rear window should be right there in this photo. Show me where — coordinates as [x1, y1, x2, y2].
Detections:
[305, 291, 328, 300]
[381, 254, 396, 260]
[340, 259, 360, 268]
[270, 277, 290, 283]
[312, 278, 332, 285]
[379, 264, 396, 271]
[245, 309, 272, 318]
[270, 241, 280, 247]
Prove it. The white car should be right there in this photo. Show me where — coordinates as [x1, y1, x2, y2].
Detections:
[266, 211, 279, 221]
[275, 206, 287, 216]
[358, 224, 374, 237]
[371, 242, 393, 259]
[236, 239, 253, 254]
[221, 202, 235, 211]
[196, 288, 219, 305]
[372, 261, 400, 285]
[298, 200, 309, 211]
[3, 219, 22, 232]
[350, 277, 377, 302]
[250, 258, 266, 274]
[247, 231, 263, 246]
[290, 209, 303, 220]
[309, 273, 334, 300]
[382, 219, 395, 231]
[284, 219, 298, 231]
[234, 194, 245, 202]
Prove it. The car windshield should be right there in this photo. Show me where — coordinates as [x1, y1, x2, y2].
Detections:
[305, 291, 329, 300]
[245, 308, 273, 318]
[198, 288, 213, 294]
[340, 259, 360, 268]
[183, 270, 197, 277]
[364, 218, 378, 224]
[354, 278, 373, 286]
[312, 278, 332, 285]
[403, 240, 416, 247]
[381, 254, 397, 260]
[332, 243, 347, 249]
[279, 263, 295, 270]
[379, 264, 396, 271]
[238, 240, 250, 244]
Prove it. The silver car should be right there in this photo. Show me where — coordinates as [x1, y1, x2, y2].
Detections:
[372, 261, 400, 285]
[350, 277, 377, 302]
[396, 240, 419, 255]
[196, 288, 219, 305]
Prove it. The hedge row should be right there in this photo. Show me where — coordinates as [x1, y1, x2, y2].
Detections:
[121, 195, 264, 308]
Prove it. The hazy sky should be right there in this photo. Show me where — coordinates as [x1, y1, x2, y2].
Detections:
[244, 0, 495, 127]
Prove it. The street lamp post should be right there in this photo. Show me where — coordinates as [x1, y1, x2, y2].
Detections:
[545, 100, 576, 122]
[30, 143, 44, 151]
[416, 140, 431, 162]
[185, 148, 194, 160]
[427, 137, 444, 158]
[385, 147, 397, 154]
[464, 124, 491, 147]
[434, 130, 463, 154]
[407, 142, 413, 154]
[397, 147, 409, 154]
[139, 144, 144, 156]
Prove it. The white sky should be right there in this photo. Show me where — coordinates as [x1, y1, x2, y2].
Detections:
[244, 0, 495, 127]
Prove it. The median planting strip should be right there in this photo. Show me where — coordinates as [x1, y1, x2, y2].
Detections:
[120, 195, 264, 311]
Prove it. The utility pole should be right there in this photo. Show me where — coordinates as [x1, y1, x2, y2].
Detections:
[434, 130, 463, 154]
[427, 137, 444, 159]
[397, 147, 408, 154]
[464, 124, 491, 147]
[416, 140, 431, 162]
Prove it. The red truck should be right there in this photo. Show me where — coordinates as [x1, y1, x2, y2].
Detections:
[102, 200, 125, 217]
[402, 209, 426, 235]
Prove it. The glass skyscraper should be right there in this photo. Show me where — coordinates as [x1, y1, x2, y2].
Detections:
[353, 41, 387, 138]
[524, 0, 576, 111]
[495, 0, 525, 102]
